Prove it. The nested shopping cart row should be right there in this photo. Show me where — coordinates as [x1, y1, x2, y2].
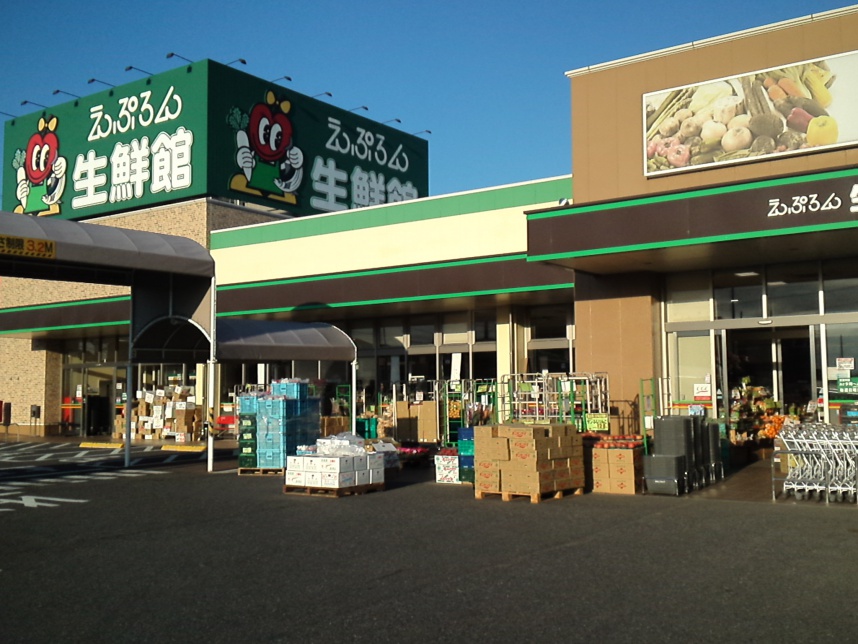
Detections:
[775, 424, 858, 503]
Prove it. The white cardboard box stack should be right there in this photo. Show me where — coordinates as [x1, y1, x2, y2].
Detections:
[285, 453, 385, 489]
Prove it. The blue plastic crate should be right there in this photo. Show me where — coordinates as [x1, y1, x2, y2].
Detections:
[237, 395, 259, 415]
[271, 381, 309, 400]
[458, 455, 474, 469]
[256, 449, 286, 469]
[259, 416, 284, 434]
[257, 429, 285, 447]
[459, 426, 475, 441]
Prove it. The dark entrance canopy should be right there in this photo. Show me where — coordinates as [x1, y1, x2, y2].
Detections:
[216, 318, 356, 363]
[0, 211, 214, 284]
[132, 317, 357, 363]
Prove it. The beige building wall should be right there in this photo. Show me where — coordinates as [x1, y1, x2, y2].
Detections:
[570, 9, 858, 205]
[212, 201, 558, 286]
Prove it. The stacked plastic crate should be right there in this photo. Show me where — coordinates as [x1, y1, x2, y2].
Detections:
[257, 397, 288, 469]
[458, 426, 475, 484]
[237, 380, 322, 473]
[644, 416, 723, 494]
[237, 394, 259, 469]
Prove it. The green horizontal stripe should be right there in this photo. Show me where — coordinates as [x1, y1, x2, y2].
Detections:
[527, 167, 858, 220]
[527, 221, 858, 262]
[218, 254, 528, 291]
[212, 176, 572, 249]
[218, 283, 574, 317]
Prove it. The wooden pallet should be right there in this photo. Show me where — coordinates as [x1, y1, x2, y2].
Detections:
[474, 487, 583, 504]
[282, 482, 385, 497]
[238, 467, 286, 476]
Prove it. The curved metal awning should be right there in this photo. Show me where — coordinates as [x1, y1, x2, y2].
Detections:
[0, 210, 214, 283]
[216, 318, 357, 363]
[132, 318, 356, 363]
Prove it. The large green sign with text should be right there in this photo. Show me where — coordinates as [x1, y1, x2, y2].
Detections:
[3, 61, 428, 220]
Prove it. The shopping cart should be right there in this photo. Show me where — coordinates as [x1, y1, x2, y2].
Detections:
[777, 424, 858, 503]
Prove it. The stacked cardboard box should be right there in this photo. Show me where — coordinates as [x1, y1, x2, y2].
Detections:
[395, 400, 439, 443]
[474, 423, 585, 497]
[321, 416, 350, 437]
[591, 441, 644, 494]
[434, 453, 460, 484]
[121, 386, 201, 441]
[285, 452, 385, 489]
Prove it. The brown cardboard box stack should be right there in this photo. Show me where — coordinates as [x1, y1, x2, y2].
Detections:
[321, 416, 350, 437]
[474, 423, 585, 498]
[395, 401, 440, 443]
[116, 386, 202, 441]
[591, 442, 644, 494]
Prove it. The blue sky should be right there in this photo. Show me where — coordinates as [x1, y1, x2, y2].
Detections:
[1, 0, 853, 201]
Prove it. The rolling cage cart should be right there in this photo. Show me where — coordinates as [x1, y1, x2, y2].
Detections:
[772, 423, 858, 504]
[644, 415, 723, 495]
[498, 372, 609, 429]
[439, 379, 499, 446]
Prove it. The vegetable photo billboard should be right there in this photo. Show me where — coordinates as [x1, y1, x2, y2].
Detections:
[643, 50, 858, 177]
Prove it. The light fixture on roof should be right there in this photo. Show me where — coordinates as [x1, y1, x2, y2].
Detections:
[270, 75, 292, 83]
[348, 105, 369, 112]
[166, 52, 193, 63]
[20, 99, 47, 108]
[52, 89, 81, 99]
[125, 65, 153, 75]
[382, 118, 402, 125]
[312, 91, 333, 99]
[410, 129, 432, 136]
[0, 110, 18, 118]
[88, 78, 116, 87]
[225, 58, 247, 66]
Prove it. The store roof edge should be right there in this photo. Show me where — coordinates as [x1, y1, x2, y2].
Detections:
[564, 5, 858, 78]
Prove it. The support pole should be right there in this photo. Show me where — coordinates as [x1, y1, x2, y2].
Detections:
[206, 275, 218, 473]
[207, 358, 216, 472]
[351, 359, 358, 434]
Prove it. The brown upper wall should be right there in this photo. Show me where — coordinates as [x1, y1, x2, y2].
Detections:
[570, 9, 858, 205]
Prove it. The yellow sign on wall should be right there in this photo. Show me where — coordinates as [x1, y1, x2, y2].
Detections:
[0, 235, 56, 259]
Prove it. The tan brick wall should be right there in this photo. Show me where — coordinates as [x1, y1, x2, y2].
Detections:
[207, 200, 290, 234]
[0, 199, 284, 309]
[0, 337, 51, 434]
[0, 198, 286, 433]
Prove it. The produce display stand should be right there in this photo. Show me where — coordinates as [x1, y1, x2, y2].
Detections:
[498, 372, 609, 427]
[439, 379, 498, 446]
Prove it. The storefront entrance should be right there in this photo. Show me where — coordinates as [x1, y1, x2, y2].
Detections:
[716, 326, 822, 435]
[62, 365, 128, 436]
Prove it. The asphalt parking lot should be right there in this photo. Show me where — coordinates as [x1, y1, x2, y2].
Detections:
[2, 450, 858, 643]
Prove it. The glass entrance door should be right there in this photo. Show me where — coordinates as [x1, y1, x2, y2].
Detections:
[717, 326, 821, 433]
[63, 365, 122, 436]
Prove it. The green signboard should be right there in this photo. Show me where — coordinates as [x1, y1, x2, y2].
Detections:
[838, 377, 858, 394]
[3, 61, 429, 220]
[586, 413, 610, 432]
[3, 66, 208, 219]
